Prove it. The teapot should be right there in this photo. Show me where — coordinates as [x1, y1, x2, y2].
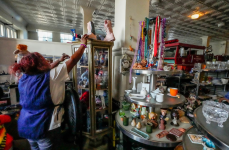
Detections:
[163, 65, 171, 71]
[140, 87, 147, 96]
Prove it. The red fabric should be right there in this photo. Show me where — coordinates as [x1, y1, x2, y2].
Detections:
[0, 115, 11, 125]
[80, 91, 89, 108]
[4, 134, 13, 150]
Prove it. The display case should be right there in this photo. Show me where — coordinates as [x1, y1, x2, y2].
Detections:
[72, 39, 113, 140]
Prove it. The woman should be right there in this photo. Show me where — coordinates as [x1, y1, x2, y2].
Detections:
[11, 34, 88, 150]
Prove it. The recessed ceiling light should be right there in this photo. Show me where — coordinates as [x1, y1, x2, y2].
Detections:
[191, 14, 200, 19]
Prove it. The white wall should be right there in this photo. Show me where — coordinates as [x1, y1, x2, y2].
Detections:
[0, 37, 72, 67]
[210, 41, 227, 55]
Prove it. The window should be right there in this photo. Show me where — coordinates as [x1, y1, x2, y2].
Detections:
[0, 24, 17, 38]
[7, 28, 10, 38]
[38, 31, 52, 42]
[0, 24, 4, 37]
[60, 33, 72, 43]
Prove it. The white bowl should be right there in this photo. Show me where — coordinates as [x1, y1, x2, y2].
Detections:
[221, 78, 228, 84]
[125, 90, 132, 94]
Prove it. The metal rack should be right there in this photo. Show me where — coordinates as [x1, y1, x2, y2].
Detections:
[72, 39, 113, 141]
[116, 70, 191, 148]
[192, 69, 229, 98]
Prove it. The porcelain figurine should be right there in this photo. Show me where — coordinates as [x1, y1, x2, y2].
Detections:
[140, 107, 147, 119]
[148, 112, 158, 129]
[87, 21, 97, 40]
[131, 103, 137, 112]
[131, 118, 136, 127]
[170, 110, 179, 126]
[163, 65, 171, 71]
[160, 108, 168, 124]
[159, 119, 166, 130]
[140, 87, 147, 96]
[141, 59, 147, 67]
[141, 118, 148, 126]
[104, 20, 115, 41]
[136, 122, 142, 129]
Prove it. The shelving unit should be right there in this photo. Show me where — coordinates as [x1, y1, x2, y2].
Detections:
[72, 39, 113, 141]
[116, 70, 191, 148]
[193, 69, 229, 98]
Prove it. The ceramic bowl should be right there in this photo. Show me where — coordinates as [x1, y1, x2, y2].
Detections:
[221, 78, 228, 84]
[125, 90, 132, 94]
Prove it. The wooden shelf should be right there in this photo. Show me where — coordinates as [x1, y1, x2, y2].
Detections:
[95, 108, 108, 112]
[80, 66, 89, 68]
[96, 88, 108, 90]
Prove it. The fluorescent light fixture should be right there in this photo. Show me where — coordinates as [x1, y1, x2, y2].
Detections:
[191, 14, 199, 19]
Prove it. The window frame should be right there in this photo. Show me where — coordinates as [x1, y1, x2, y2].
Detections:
[60, 33, 72, 43]
[38, 31, 53, 42]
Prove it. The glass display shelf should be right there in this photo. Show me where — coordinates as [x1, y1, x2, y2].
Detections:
[115, 109, 192, 147]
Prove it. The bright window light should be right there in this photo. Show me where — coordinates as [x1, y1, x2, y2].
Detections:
[38, 31, 52, 42]
[7, 28, 10, 38]
[0, 24, 4, 37]
[60, 33, 72, 43]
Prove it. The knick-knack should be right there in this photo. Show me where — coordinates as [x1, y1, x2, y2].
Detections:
[131, 118, 136, 127]
[159, 119, 166, 130]
[136, 122, 142, 129]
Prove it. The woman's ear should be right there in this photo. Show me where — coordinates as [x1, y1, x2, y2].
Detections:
[13, 50, 20, 55]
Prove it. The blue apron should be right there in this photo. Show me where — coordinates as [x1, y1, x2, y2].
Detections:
[18, 71, 54, 140]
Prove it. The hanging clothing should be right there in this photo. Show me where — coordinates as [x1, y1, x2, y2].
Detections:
[18, 63, 69, 140]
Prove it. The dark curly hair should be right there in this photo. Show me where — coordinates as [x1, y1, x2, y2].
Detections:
[11, 52, 50, 75]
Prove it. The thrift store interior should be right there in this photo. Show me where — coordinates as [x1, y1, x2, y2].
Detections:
[0, 0, 229, 150]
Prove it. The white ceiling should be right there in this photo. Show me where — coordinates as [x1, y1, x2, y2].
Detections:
[3, 0, 115, 34]
[150, 0, 229, 45]
[2, 0, 229, 45]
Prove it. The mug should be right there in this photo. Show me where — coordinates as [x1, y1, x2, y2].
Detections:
[156, 93, 164, 102]
[170, 88, 178, 96]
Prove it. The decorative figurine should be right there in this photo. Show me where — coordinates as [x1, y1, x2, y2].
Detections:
[141, 59, 147, 67]
[140, 107, 147, 119]
[129, 45, 133, 51]
[135, 108, 140, 119]
[140, 87, 147, 96]
[136, 122, 142, 129]
[160, 108, 169, 124]
[141, 118, 148, 126]
[148, 112, 158, 129]
[159, 119, 166, 130]
[104, 20, 115, 41]
[87, 21, 97, 40]
[131, 118, 136, 127]
[131, 103, 137, 112]
[170, 110, 179, 126]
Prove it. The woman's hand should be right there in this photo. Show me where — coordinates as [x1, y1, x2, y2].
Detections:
[218, 97, 229, 103]
[59, 54, 70, 62]
[81, 34, 89, 45]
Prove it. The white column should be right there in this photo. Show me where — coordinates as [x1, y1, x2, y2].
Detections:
[80, 6, 95, 35]
[112, 0, 150, 100]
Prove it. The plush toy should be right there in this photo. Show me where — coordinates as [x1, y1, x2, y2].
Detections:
[0, 115, 13, 150]
[13, 44, 30, 63]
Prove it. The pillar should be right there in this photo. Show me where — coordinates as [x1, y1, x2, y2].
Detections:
[80, 6, 95, 35]
[112, 0, 150, 100]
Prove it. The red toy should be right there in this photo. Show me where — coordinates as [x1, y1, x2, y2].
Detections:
[0, 115, 13, 150]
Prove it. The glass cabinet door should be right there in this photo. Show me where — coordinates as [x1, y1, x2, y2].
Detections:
[73, 46, 91, 133]
[93, 47, 110, 132]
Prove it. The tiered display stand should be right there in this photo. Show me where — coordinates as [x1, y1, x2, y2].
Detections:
[115, 70, 192, 148]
